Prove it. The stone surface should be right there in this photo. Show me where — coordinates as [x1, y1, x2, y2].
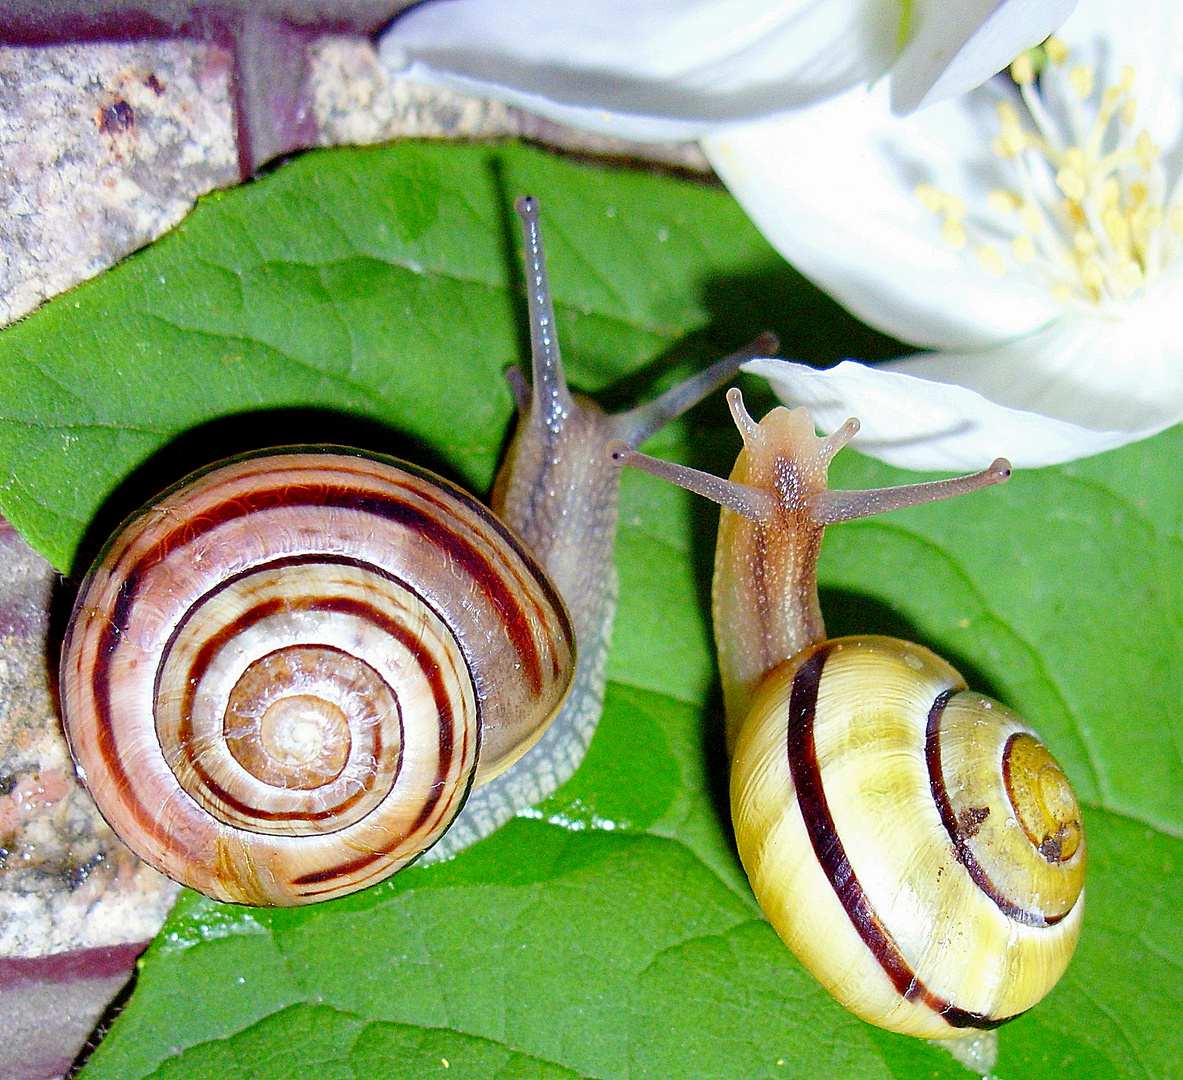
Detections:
[0, 514, 176, 1075]
[0, 514, 179, 959]
[0, 34, 707, 333]
[0, 38, 239, 329]
[311, 34, 522, 146]
[0, 0, 403, 41]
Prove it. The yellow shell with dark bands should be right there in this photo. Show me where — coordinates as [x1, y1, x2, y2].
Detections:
[731, 635, 1085, 1039]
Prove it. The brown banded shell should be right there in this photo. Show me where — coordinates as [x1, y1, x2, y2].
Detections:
[60, 450, 575, 906]
[731, 636, 1085, 1039]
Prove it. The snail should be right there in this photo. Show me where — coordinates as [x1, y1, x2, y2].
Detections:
[59, 196, 768, 906]
[612, 389, 1086, 1039]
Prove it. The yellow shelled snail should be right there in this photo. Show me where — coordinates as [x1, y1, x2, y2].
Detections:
[614, 391, 1085, 1038]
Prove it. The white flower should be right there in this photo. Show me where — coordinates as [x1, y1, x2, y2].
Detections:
[705, 0, 1183, 469]
[378, 0, 1074, 142]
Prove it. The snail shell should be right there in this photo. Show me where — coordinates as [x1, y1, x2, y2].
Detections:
[614, 390, 1086, 1038]
[60, 449, 574, 905]
[60, 196, 762, 905]
[733, 636, 1085, 1038]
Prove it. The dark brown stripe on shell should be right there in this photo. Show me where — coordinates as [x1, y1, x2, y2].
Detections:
[291, 848, 392, 888]
[291, 724, 478, 893]
[124, 475, 547, 694]
[160, 554, 464, 829]
[403, 465, 572, 678]
[925, 694, 1063, 928]
[88, 551, 470, 855]
[787, 645, 1014, 1031]
[88, 610, 171, 855]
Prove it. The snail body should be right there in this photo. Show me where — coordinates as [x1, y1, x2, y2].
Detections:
[60, 198, 765, 905]
[614, 393, 1085, 1038]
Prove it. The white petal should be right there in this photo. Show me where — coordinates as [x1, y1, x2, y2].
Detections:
[703, 83, 1061, 350]
[378, 0, 899, 141]
[887, 282, 1183, 433]
[744, 357, 1151, 471]
[891, 0, 1077, 114]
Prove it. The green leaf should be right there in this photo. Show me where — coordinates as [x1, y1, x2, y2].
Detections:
[2, 141, 1178, 1079]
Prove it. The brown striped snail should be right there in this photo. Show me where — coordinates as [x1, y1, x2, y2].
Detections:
[612, 390, 1086, 1039]
[59, 197, 766, 907]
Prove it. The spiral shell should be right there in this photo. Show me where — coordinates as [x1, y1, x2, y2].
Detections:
[731, 636, 1085, 1039]
[61, 450, 575, 906]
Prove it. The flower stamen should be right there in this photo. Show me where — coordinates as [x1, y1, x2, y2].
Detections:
[1044, 36, 1069, 66]
[917, 39, 1182, 308]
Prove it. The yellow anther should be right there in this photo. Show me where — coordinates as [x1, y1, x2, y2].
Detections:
[1056, 166, 1087, 202]
[1135, 130, 1159, 170]
[1019, 204, 1042, 233]
[1129, 206, 1154, 249]
[1119, 65, 1136, 94]
[942, 218, 968, 250]
[1010, 52, 1036, 86]
[1011, 235, 1037, 264]
[1051, 283, 1074, 303]
[1063, 200, 1086, 228]
[914, 184, 965, 219]
[1073, 230, 1098, 257]
[1121, 98, 1137, 127]
[997, 101, 1021, 128]
[1080, 259, 1104, 298]
[1102, 206, 1130, 256]
[1100, 86, 1122, 122]
[994, 102, 1028, 158]
[976, 245, 1007, 277]
[1069, 65, 1094, 100]
[1045, 36, 1069, 65]
[1128, 180, 1148, 208]
[1170, 204, 1183, 237]
[1137, 205, 1164, 232]
[1113, 261, 1144, 296]
[914, 183, 944, 213]
[1099, 177, 1120, 209]
[988, 189, 1023, 214]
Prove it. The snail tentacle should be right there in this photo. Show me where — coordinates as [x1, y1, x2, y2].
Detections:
[515, 193, 574, 431]
[607, 442, 777, 522]
[610, 332, 779, 449]
[807, 458, 1012, 527]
